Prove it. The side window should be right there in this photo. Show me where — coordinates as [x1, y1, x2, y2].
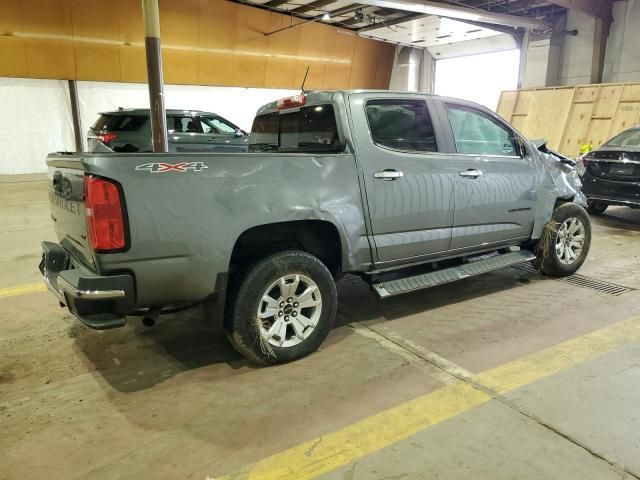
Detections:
[168, 116, 201, 134]
[365, 99, 437, 152]
[446, 105, 518, 156]
[201, 116, 237, 135]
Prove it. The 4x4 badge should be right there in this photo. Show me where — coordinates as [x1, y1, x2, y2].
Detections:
[135, 162, 208, 173]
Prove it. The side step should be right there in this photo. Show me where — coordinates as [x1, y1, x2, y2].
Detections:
[372, 250, 537, 298]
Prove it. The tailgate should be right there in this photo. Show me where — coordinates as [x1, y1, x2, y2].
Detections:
[47, 154, 95, 268]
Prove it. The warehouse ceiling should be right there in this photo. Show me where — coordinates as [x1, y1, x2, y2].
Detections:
[233, 0, 566, 52]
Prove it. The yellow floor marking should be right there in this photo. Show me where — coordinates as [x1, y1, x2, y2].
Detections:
[219, 315, 640, 480]
[0, 282, 46, 299]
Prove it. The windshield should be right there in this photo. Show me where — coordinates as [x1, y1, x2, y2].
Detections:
[250, 104, 342, 153]
[604, 129, 640, 148]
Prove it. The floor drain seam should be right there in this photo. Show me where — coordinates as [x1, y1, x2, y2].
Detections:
[511, 265, 635, 296]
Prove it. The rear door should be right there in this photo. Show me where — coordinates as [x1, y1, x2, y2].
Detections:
[166, 114, 207, 152]
[349, 93, 455, 264]
[199, 115, 248, 152]
[439, 101, 537, 250]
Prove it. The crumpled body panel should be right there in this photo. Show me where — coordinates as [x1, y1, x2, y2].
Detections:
[530, 139, 587, 239]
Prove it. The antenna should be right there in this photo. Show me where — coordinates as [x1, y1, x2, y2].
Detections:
[301, 66, 310, 93]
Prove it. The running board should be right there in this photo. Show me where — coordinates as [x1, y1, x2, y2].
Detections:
[372, 250, 536, 298]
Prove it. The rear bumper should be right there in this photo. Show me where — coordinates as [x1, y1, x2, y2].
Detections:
[581, 171, 640, 206]
[39, 241, 135, 329]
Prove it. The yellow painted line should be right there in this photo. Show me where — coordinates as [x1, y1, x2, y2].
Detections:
[219, 315, 640, 480]
[0, 282, 47, 299]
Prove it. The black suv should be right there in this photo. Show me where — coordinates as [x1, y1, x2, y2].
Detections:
[580, 126, 640, 214]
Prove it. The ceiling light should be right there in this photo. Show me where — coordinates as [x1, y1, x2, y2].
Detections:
[322, 12, 331, 21]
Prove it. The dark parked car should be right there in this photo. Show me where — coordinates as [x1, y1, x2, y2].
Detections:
[87, 109, 249, 153]
[580, 126, 640, 214]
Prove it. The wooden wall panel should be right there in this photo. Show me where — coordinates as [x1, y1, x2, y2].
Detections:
[559, 103, 593, 155]
[115, 0, 146, 82]
[323, 29, 356, 90]
[160, 0, 201, 85]
[22, 0, 76, 79]
[197, 0, 236, 86]
[498, 81, 640, 157]
[349, 38, 379, 89]
[496, 91, 517, 120]
[294, 23, 328, 90]
[373, 42, 395, 89]
[523, 89, 574, 149]
[0, 0, 27, 77]
[70, 0, 121, 81]
[265, 13, 301, 89]
[3, 0, 394, 90]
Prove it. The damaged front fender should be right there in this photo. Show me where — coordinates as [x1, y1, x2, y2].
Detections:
[530, 139, 587, 240]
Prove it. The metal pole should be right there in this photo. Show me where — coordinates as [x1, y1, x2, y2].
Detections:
[68, 80, 84, 153]
[141, 0, 168, 152]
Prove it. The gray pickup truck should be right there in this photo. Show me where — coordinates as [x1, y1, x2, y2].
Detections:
[41, 90, 590, 364]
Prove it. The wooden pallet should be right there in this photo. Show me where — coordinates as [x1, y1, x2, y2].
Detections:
[497, 82, 640, 157]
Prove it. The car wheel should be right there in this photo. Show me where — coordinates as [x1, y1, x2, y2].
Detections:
[534, 203, 591, 277]
[227, 251, 337, 365]
[587, 201, 608, 215]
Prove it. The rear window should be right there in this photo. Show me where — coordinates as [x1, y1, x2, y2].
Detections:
[92, 114, 147, 132]
[604, 129, 640, 148]
[365, 99, 437, 152]
[250, 104, 342, 153]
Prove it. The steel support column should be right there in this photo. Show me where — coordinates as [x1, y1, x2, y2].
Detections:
[68, 80, 84, 153]
[141, 0, 168, 152]
[591, 15, 612, 84]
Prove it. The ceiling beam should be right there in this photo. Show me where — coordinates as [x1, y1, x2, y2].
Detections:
[357, 12, 427, 32]
[351, 0, 550, 28]
[291, 0, 339, 14]
[263, 0, 291, 8]
[542, 0, 612, 17]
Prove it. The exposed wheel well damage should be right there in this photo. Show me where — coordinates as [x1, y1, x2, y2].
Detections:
[229, 220, 343, 276]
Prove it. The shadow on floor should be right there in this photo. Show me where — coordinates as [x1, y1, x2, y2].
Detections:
[71, 264, 540, 393]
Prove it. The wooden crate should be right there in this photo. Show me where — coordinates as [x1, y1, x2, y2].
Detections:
[497, 82, 640, 158]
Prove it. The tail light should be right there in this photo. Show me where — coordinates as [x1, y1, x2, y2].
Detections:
[277, 94, 306, 110]
[99, 132, 118, 144]
[84, 175, 127, 252]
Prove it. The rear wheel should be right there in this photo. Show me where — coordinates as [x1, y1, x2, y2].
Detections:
[227, 251, 337, 365]
[587, 201, 608, 215]
[534, 203, 591, 277]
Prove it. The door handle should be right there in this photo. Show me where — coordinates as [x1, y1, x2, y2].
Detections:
[208, 137, 217, 143]
[373, 169, 404, 181]
[459, 169, 483, 179]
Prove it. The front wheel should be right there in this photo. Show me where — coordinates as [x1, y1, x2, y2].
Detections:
[227, 251, 337, 365]
[533, 203, 591, 277]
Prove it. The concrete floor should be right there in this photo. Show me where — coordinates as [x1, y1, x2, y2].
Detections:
[2, 175, 640, 480]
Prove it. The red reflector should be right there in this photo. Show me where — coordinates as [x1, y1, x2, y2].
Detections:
[277, 94, 306, 110]
[99, 132, 118, 143]
[84, 175, 126, 252]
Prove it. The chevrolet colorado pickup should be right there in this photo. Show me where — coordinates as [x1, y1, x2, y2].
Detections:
[41, 90, 590, 365]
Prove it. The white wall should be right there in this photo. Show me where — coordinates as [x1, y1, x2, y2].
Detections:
[434, 49, 520, 110]
[0, 78, 75, 175]
[604, 0, 640, 83]
[0, 79, 298, 175]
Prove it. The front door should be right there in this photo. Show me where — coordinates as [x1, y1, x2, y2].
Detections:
[440, 102, 537, 250]
[199, 115, 248, 152]
[349, 93, 455, 265]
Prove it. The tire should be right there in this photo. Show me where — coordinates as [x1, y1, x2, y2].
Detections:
[533, 203, 591, 277]
[587, 201, 608, 215]
[227, 251, 337, 365]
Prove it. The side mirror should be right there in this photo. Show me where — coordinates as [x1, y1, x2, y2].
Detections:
[236, 128, 247, 137]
